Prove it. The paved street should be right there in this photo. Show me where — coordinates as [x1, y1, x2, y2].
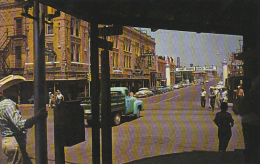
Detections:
[0, 79, 245, 164]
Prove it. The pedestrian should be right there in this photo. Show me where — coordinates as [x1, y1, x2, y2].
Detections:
[0, 75, 48, 164]
[216, 88, 221, 108]
[200, 88, 206, 108]
[236, 85, 244, 99]
[56, 90, 64, 105]
[214, 102, 234, 152]
[209, 87, 216, 111]
[49, 92, 54, 107]
[220, 87, 228, 103]
[28, 95, 34, 104]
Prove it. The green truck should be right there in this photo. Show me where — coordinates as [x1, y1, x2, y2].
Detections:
[79, 87, 144, 126]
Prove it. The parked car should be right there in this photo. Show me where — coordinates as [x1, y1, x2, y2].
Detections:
[179, 82, 185, 88]
[173, 84, 181, 89]
[157, 86, 167, 93]
[165, 86, 173, 91]
[150, 87, 163, 95]
[135, 88, 153, 97]
[80, 87, 144, 126]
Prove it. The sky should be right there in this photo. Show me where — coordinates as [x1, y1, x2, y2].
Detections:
[144, 29, 243, 70]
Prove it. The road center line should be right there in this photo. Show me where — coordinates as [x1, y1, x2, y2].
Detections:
[156, 95, 180, 104]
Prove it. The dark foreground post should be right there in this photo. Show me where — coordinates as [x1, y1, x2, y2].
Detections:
[101, 43, 112, 163]
[90, 22, 101, 164]
[33, 2, 48, 163]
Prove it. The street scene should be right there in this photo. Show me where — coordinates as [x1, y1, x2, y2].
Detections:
[1, 1, 260, 164]
[0, 78, 245, 163]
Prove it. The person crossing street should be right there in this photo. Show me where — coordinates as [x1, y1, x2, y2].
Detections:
[200, 88, 206, 108]
[209, 87, 216, 111]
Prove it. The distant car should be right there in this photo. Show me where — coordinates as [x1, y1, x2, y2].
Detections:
[205, 80, 209, 83]
[157, 86, 167, 93]
[173, 84, 180, 89]
[135, 88, 153, 97]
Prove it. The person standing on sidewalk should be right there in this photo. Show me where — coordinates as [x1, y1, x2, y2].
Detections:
[200, 88, 206, 108]
[56, 90, 64, 105]
[0, 76, 48, 164]
[214, 102, 234, 152]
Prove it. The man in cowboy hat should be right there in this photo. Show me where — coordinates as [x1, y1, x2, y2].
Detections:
[0, 75, 47, 163]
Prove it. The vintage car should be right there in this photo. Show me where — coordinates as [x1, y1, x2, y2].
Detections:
[135, 88, 154, 97]
[80, 87, 144, 126]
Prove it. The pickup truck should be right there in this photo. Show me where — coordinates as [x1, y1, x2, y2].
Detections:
[78, 87, 144, 126]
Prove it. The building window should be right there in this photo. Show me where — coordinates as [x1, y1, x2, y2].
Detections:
[71, 18, 74, 36]
[47, 43, 56, 62]
[128, 40, 131, 52]
[47, 18, 53, 34]
[113, 52, 118, 68]
[15, 46, 22, 67]
[124, 53, 131, 68]
[115, 36, 118, 48]
[71, 43, 75, 61]
[135, 42, 139, 55]
[76, 44, 80, 62]
[15, 18, 23, 36]
[76, 20, 79, 37]
[123, 38, 131, 52]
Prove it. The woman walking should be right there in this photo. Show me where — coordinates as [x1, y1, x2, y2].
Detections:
[214, 102, 234, 152]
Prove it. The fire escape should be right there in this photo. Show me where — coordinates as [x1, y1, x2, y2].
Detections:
[0, 22, 26, 78]
[0, 30, 12, 77]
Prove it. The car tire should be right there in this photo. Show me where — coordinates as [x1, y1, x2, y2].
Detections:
[113, 112, 121, 126]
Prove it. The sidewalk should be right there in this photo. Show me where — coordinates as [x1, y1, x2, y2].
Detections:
[126, 149, 245, 164]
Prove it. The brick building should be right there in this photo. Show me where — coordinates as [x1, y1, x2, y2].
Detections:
[0, 1, 163, 103]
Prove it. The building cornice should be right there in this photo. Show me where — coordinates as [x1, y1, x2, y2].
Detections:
[0, 1, 27, 10]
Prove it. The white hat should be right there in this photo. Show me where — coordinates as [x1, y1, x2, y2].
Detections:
[0, 75, 26, 92]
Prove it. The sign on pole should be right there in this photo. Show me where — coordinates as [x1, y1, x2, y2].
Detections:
[98, 38, 113, 50]
[99, 26, 123, 36]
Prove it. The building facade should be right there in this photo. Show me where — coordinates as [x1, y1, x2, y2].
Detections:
[0, 1, 165, 103]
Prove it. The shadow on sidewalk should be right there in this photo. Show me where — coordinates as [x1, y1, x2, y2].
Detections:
[125, 149, 245, 164]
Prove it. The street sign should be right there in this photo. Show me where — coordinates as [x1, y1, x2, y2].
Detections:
[98, 38, 113, 50]
[99, 26, 123, 36]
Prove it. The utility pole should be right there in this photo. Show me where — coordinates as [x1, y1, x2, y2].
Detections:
[33, 2, 48, 163]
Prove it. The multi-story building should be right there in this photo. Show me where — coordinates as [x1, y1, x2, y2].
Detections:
[108, 27, 157, 92]
[157, 56, 175, 86]
[0, 1, 160, 103]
